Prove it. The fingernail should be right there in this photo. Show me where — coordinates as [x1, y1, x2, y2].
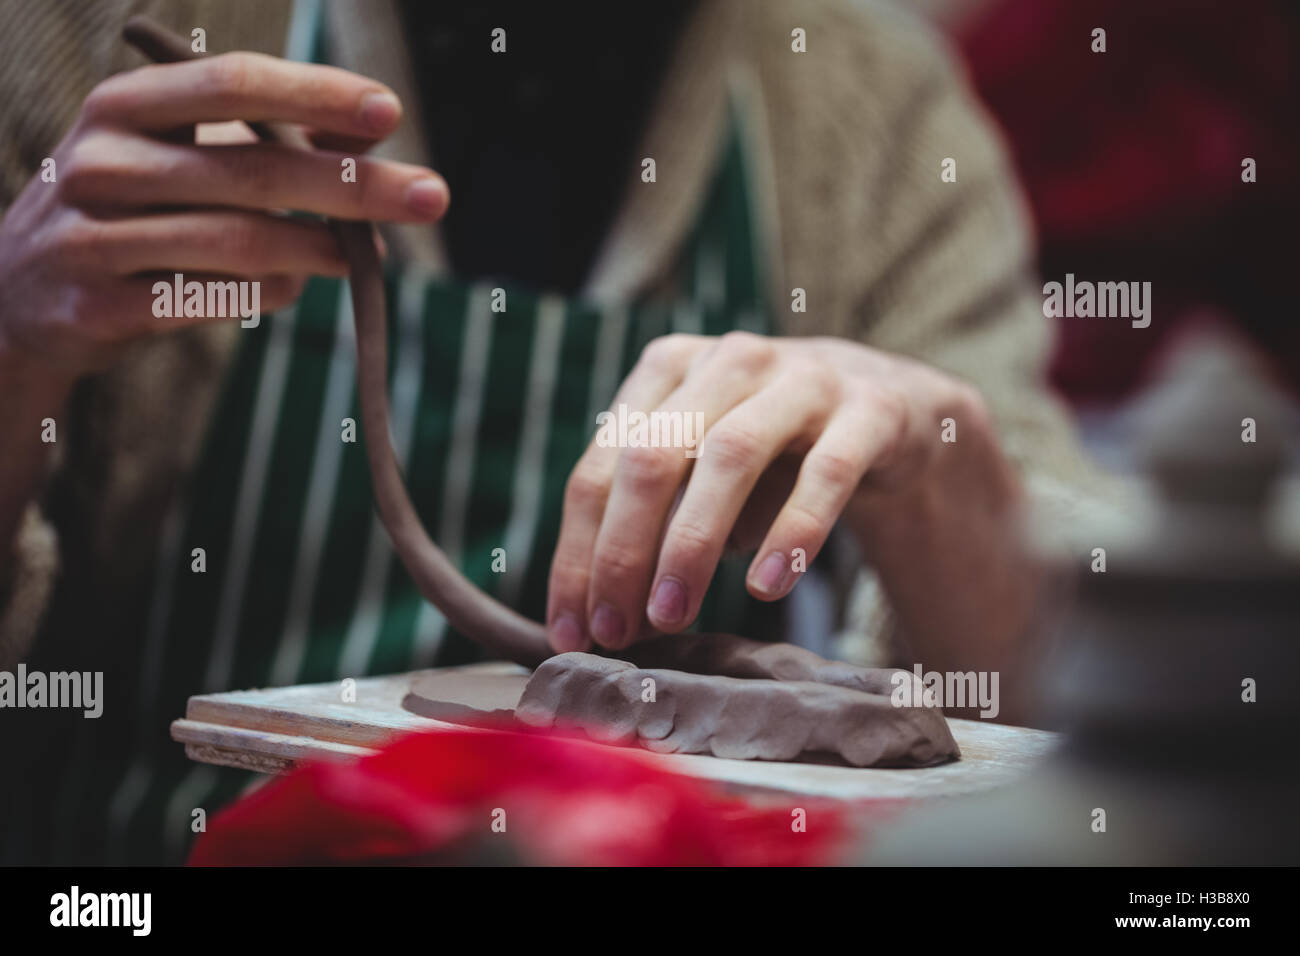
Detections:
[751, 550, 791, 597]
[358, 91, 401, 131]
[549, 612, 586, 653]
[404, 177, 447, 217]
[590, 603, 626, 647]
[648, 577, 687, 627]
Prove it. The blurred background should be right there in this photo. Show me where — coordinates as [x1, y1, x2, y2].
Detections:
[850, 0, 1300, 865]
[917, 0, 1299, 461]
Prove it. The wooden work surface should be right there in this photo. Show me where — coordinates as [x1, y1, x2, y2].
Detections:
[172, 662, 1061, 801]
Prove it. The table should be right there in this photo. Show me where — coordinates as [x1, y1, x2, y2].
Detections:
[171, 662, 1062, 801]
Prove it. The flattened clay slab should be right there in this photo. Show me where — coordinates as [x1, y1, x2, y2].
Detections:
[517, 654, 956, 767]
[403, 634, 959, 768]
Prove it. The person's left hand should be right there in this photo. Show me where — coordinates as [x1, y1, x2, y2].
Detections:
[544, 331, 998, 652]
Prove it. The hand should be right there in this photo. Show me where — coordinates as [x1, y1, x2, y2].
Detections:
[546, 331, 1006, 652]
[0, 51, 449, 376]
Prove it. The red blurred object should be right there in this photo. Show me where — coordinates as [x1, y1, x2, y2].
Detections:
[958, 0, 1300, 402]
[188, 726, 884, 866]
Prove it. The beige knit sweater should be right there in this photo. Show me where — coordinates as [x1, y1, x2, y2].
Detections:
[0, 0, 1109, 670]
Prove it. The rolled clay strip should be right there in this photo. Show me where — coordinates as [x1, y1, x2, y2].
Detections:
[123, 19, 959, 769]
[517, 653, 958, 767]
[123, 16, 553, 668]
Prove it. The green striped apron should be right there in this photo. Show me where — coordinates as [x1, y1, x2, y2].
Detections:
[46, 19, 779, 867]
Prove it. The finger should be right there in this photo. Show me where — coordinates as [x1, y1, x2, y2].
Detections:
[66, 210, 348, 278]
[746, 399, 902, 600]
[62, 135, 448, 222]
[545, 334, 704, 652]
[85, 52, 403, 139]
[647, 372, 836, 631]
[585, 333, 777, 648]
[107, 272, 306, 335]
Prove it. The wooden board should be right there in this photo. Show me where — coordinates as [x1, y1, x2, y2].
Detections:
[171, 663, 1061, 801]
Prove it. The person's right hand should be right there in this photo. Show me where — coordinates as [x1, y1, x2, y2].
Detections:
[0, 50, 450, 376]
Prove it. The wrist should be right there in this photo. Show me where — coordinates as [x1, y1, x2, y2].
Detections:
[847, 416, 1022, 557]
[847, 470, 942, 561]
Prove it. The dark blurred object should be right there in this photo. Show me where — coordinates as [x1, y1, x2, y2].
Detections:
[868, 333, 1300, 863]
[958, 0, 1300, 403]
[399, 0, 697, 293]
[188, 724, 864, 865]
[1049, 334, 1298, 765]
